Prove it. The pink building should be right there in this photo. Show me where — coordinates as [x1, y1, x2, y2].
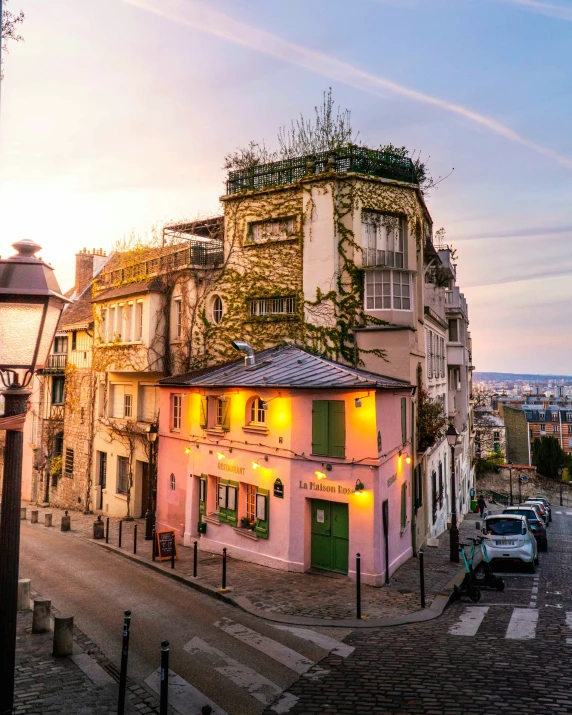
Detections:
[156, 345, 413, 586]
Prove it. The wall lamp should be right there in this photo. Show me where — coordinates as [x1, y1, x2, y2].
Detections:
[252, 455, 269, 469]
[354, 393, 370, 408]
[399, 451, 412, 465]
[354, 479, 365, 494]
[217, 448, 232, 460]
[315, 470, 327, 480]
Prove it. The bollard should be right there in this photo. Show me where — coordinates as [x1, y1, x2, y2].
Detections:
[118, 519, 123, 548]
[53, 616, 74, 656]
[117, 610, 131, 715]
[152, 528, 156, 561]
[20, 506, 27, 520]
[133, 524, 137, 555]
[419, 549, 426, 609]
[31, 510, 38, 524]
[93, 516, 104, 539]
[44, 513, 52, 528]
[17, 579, 31, 611]
[193, 540, 198, 578]
[105, 516, 109, 543]
[160, 641, 169, 715]
[202, 707, 212, 715]
[171, 534, 175, 570]
[356, 553, 361, 620]
[475, 521, 481, 531]
[61, 510, 71, 532]
[32, 599, 51, 634]
[222, 548, 227, 590]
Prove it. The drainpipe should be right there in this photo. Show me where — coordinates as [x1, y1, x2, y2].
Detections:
[231, 340, 256, 366]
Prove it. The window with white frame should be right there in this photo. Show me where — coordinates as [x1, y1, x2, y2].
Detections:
[125, 303, 133, 342]
[540, 423, 546, 432]
[116, 305, 124, 342]
[553, 424, 559, 433]
[139, 385, 159, 422]
[107, 307, 116, 342]
[539, 412, 545, 420]
[250, 296, 296, 317]
[250, 217, 295, 244]
[364, 270, 411, 311]
[53, 336, 68, 354]
[552, 412, 559, 421]
[212, 295, 223, 325]
[117, 456, 129, 494]
[567, 412, 572, 422]
[136, 302, 143, 341]
[124, 394, 133, 418]
[361, 212, 405, 267]
[249, 397, 267, 425]
[171, 394, 182, 430]
[109, 384, 133, 419]
[174, 298, 182, 339]
[215, 397, 223, 427]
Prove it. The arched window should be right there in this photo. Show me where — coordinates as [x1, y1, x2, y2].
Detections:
[212, 296, 223, 325]
[249, 397, 267, 425]
[170, 473, 176, 491]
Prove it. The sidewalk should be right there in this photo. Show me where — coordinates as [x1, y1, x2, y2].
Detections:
[21, 503, 482, 627]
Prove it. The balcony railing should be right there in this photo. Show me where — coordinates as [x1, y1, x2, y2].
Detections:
[49, 404, 65, 421]
[39, 353, 68, 374]
[226, 145, 418, 195]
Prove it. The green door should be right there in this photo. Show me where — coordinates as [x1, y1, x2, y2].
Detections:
[311, 500, 349, 574]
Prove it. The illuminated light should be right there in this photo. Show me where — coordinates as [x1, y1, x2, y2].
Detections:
[252, 461, 260, 469]
[217, 451, 226, 460]
[184, 447, 191, 454]
[354, 479, 365, 494]
[315, 470, 327, 480]
[405, 455, 412, 465]
[354, 397, 362, 408]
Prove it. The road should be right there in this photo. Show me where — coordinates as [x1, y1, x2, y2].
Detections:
[19, 522, 352, 715]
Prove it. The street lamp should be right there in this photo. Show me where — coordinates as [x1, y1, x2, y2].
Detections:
[446, 424, 460, 563]
[508, 459, 513, 506]
[559, 467, 564, 507]
[0, 239, 68, 715]
[145, 423, 158, 540]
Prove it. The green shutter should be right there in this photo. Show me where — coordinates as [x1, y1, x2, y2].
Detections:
[401, 397, 407, 445]
[254, 487, 269, 539]
[221, 398, 231, 432]
[401, 482, 407, 529]
[199, 396, 208, 429]
[312, 401, 329, 456]
[218, 478, 229, 523]
[328, 401, 346, 458]
[226, 479, 238, 527]
[199, 474, 207, 521]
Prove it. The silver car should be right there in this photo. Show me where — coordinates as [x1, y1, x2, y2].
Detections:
[482, 514, 538, 572]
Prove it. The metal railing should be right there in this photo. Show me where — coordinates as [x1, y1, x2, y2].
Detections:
[39, 353, 67, 373]
[226, 145, 418, 195]
[49, 405, 65, 421]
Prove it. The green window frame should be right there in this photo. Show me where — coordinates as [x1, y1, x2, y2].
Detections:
[217, 478, 238, 527]
[253, 487, 269, 539]
[199, 474, 207, 522]
[311, 400, 346, 458]
[401, 481, 408, 530]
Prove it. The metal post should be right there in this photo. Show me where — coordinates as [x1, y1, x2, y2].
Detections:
[160, 641, 169, 715]
[171, 534, 175, 570]
[133, 524, 137, 555]
[118, 519, 122, 548]
[193, 540, 198, 578]
[449, 444, 459, 563]
[222, 547, 227, 589]
[419, 549, 426, 608]
[105, 517, 109, 543]
[152, 527, 156, 561]
[356, 553, 361, 619]
[117, 610, 131, 715]
[0, 384, 31, 715]
[509, 465, 513, 506]
[145, 436, 157, 540]
[518, 473, 522, 505]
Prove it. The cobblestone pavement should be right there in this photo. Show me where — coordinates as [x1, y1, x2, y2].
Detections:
[21, 502, 481, 621]
[260, 509, 572, 714]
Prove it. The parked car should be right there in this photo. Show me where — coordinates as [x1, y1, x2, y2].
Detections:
[522, 500, 549, 525]
[482, 514, 538, 572]
[503, 506, 548, 551]
[526, 497, 552, 522]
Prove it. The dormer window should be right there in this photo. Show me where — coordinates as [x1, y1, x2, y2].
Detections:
[539, 412, 545, 420]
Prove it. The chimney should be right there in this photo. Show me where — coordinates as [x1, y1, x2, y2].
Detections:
[75, 248, 95, 296]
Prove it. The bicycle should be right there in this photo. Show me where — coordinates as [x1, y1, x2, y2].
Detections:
[452, 543, 481, 602]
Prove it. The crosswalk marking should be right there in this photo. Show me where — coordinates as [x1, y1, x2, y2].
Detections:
[271, 625, 355, 658]
[506, 608, 539, 640]
[566, 612, 572, 644]
[183, 636, 283, 705]
[271, 693, 299, 713]
[448, 607, 489, 636]
[145, 668, 227, 715]
[214, 618, 314, 674]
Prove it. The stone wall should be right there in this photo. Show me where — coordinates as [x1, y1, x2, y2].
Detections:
[476, 465, 572, 507]
[503, 405, 530, 465]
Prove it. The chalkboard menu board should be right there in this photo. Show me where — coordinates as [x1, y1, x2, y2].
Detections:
[156, 530, 178, 562]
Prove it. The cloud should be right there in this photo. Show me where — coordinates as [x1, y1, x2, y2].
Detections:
[124, 0, 572, 170]
[490, 0, 572, 22]
[467, 265, 572, 288]
[456, 223, 572, 241]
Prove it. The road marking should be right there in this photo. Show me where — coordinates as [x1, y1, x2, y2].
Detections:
[554, 511, 562, 514]
[448, 607, 489, 636]
[270, 625, 355, 658]
[271, 693, 299, 713]
[214, 618, 313, 674]
[70, 654, 115, 686]
[567, 512, 572, 516]
[183, 637, 283, 706]
[506, 608, 539, 640]
[566, 612, 572, 645]
[145, 668, 226, 715]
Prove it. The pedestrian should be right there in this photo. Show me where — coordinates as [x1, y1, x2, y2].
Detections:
[477, 495, 486, 518]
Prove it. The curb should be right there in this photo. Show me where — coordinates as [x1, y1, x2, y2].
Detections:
[92, 539, 472, 629]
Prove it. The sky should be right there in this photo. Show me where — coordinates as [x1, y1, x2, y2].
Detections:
[0, 0, 571, 374]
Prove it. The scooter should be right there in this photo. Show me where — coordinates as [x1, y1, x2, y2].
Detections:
[470, 537, 505, 592]
[453, 543, 481, 602]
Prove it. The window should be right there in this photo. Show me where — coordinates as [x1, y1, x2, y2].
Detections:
[117, 456, 129, 495]
[214, 476, 222, 510]
[52, 376, 65, 405]
[567, 413, 572, 422]
[438, 462, 443, 508]
[246, 483, 256, 521]
[312, 400, 346, 458]
[540, 424, 546, 432]
[400, 482, 408, 530]
[200, 396, 230, 431]
[217, 479, 238, 527]
[362, 212, 405, 267]
[65, 448, 74, 476]
[569, 439, 572, 449]
[250, 296, 296, 317]
[212, 296, 223, 325]
[401, 398, 407, 444]
[539, 412, 545, 420]
[431, 471, 437, 524]
[568, 425, 572, 434]
[71, 331, 77, 351]
[136, 302, 143, 341]
[250, 217, 295, 243]
[364, 269, 411, 311]
[139, 385, 159, 422]
[448, 319, 459, 342]
[170, 473, 176, 491]
[116, 305, 124, 341]
[108, 307, 116, 342]
[493, 431, 500, 441]
[110, 384, 132, 419]
[426, 330, 444, 379]
[250, 397, 267, 426]
[125, 303, 133, 342]
[124, 394, 132, 418]
[100, 309, 107, 342]
[552, 413, 559, 421]
[174, 298, 182, 339]
[171, 394, 182, 430]
[54, 336, 68, 354]
[553, 424, 559, 433]
[52, 432, 63, 457]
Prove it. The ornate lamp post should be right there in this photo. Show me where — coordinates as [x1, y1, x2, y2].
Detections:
[145, 423, 158, 540]
[447, 424, 460, 563]
[0, 240, 68, 715]
[508, 459, 513, 506]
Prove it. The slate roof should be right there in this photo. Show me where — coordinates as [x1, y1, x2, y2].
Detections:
[523, 406, 572, 423]
[159, 345, 411, 390]
[91, 279, 160, 303]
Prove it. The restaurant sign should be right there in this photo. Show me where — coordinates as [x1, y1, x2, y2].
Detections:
[298, 480, 355, 495]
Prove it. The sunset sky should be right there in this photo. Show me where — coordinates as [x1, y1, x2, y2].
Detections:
[0, 0, 570, 373]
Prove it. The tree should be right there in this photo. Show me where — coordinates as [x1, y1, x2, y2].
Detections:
[416, 385, 447, 453]
[1, 0, 24, 80]
[531, 436, 565, 480]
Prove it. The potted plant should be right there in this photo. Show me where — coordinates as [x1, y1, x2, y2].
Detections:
[240, 517, 251, 529]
